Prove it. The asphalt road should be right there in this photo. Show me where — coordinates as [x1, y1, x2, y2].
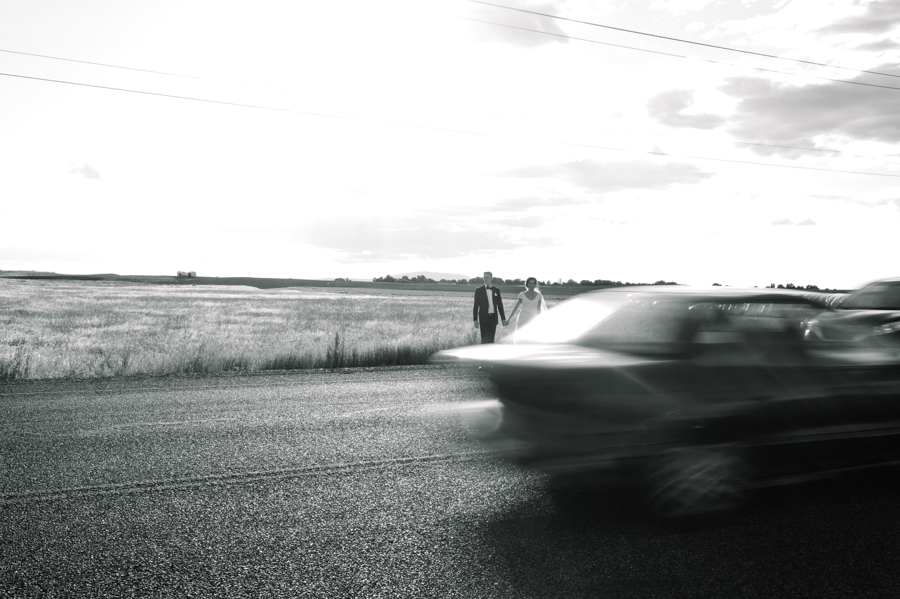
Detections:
[2, 366, 900, 598]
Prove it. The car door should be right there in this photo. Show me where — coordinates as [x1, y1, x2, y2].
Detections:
[683, 301, 900, 481]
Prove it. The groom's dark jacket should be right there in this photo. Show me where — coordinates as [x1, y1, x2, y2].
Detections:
[473, 285, 506, 324]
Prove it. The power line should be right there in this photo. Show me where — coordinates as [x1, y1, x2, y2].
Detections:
[459, 16, 900, 93]
[464, 0, 900, 80]
[4, 69, 899, 179]
[12, 17, 892, 97]
[0, 70, 489, 135]
[460, 16, 686, 57]
[8, 9, 899, 99]
[1, 71, 290, 112]
[4, 45, 895, 161]
[0, 48, 200, 79]
[0, 46, 302, 95]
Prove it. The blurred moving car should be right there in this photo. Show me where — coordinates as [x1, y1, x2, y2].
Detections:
[432, 287, 900, 519]
[805, 277, 900, 356]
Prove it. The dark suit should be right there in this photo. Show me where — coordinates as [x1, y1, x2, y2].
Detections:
[473, 285, 505, 343]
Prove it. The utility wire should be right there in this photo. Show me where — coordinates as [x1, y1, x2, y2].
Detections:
[6, 56, 889, 161]
[465, 0, 900, 79]
[7, 10, 900, 97]
[5, 44, 897, 161]
[0, 70, 490, 135]
[3, 9, 896, 167]
[459, 16, 900, 93]
[1, 71, 289, 112]
[0, 48, 200, 79]
[0, 47, 300, 94]
[5, 69, 899, 179]
[5, 32, 899, 153]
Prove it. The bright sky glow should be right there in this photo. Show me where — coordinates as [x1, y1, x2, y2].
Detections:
[2, 0, 899, 289]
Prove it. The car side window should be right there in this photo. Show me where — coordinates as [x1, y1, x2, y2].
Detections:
[690, 302, 815, 366]
[841, 284, 900, 310]
[575, 299, 693, 353]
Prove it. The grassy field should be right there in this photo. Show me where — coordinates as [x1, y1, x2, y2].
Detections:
[0, 279, 557, 380]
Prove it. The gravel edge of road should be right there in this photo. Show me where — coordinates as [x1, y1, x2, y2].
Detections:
[0, 363, 474, 389]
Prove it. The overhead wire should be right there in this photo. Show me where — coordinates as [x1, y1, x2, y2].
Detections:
[464, 0, 900, 80]
[0, 47, 300, 94]
[0, 70, 491, 134]
[5, 2, 899, 158]
[4, 42, 900, 162]
[457, 16, 900, 93]
[1, 71, 290, 113]
[4, 69, 899, 179]
[0, 47, 201, 79]
[3, 4, 898, 178]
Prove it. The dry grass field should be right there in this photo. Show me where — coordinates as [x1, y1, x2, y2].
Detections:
[0, 279, 548, 380]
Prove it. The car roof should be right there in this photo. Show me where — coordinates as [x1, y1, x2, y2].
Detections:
[858, 277, 900, 288]
[577, 286, 830, 307]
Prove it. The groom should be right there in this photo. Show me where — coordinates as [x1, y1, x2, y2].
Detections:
[472, 271, 506, 344]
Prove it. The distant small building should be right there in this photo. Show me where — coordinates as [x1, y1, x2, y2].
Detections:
[177, 271, 188, 278]
[177, 271, 197, 278]
[188, 271, 196, 278]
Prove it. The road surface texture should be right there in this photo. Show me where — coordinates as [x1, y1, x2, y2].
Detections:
[2, 366, 900, 598]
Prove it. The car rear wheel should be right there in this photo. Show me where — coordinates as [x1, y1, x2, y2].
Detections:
[642, 447, 752, 519]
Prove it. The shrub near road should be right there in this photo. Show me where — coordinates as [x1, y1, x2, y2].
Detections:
[0, 279, 515, 380]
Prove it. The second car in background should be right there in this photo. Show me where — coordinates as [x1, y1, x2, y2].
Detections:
[805, 277, 900, 359]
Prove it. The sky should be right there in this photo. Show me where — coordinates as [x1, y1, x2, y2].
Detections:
[1, 0, 899, 290]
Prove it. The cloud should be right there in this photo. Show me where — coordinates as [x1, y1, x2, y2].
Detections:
[464, 1, 570, 48]
[494, 215, 547, 228]
[772, 218, 817, 226]
[646, 90, 727, 130]
[69, 162, 102, 180]
[487, 196, 583, 211]
[876, 197, 900, 210]
[496, 159, 713, 192]
[810, 195, 900, 210]
[817, 0, 900, 35]
[810, 193, 898, 208]
[719, 73, 900, 156]
[854, 38, 900, 51]
[649, 0, 718, 15]
[297, 214, 526, 261]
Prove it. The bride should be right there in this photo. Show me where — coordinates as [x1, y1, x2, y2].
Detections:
[504, 277, 545, 330]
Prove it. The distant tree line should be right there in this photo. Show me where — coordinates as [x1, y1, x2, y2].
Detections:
[371, 275, 468, 284]
[764, 283, 842, 292]
[364, 277, 844, 292]
[370, 275, 682, 286]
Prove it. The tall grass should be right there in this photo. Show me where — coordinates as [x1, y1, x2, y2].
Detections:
[0, 279, 503, 380]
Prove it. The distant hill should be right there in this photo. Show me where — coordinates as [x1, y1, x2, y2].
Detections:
[392, 271, 471, 281]
[0, 271, 176, 284]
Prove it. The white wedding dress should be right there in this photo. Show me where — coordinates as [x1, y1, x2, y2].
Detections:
[515, 291, 544, 329]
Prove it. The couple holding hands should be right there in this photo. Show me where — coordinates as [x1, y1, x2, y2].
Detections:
[472, 271, 545, 344]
